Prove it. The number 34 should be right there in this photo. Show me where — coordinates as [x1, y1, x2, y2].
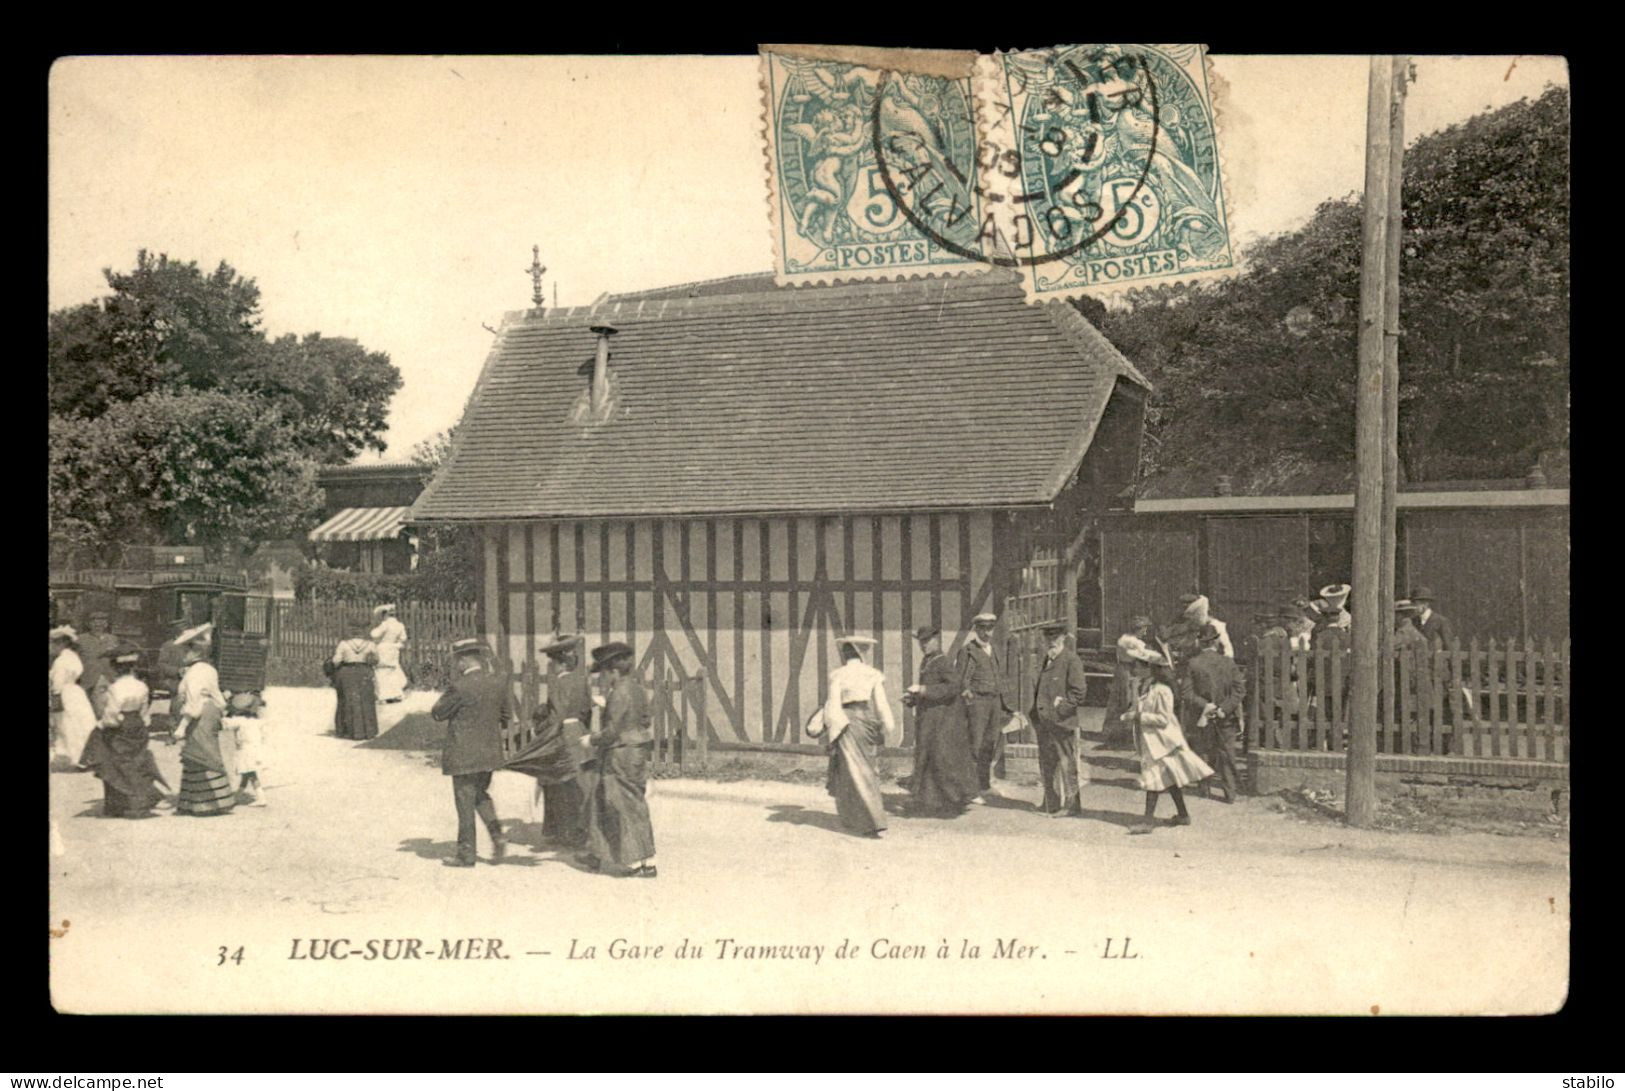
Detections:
[217, 946, 244, 966]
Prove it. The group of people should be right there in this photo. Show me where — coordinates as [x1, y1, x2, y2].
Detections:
[429, 633, 657, 877]
[796, 606, 1233, 840]
[48, 619, 267, 819]
[324, 603, 411, 741]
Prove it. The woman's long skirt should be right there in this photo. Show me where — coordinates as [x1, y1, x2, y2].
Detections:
[1135, 717, 1215, 793]
[177, 705, 236, 816]
[332, 664, 379, 740]
[582, 743, 655, 868]
[81, 710, 167, 817]
[375, 643, 407, 702]
[506, 716, 585, 845]
[52, 685, 96, 766]
[827, 711, 888, 835]
[910, 704, 978, 814]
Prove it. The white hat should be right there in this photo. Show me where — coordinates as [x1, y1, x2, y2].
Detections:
[1319, 584, 1351, 608]
[372, 603, 396, 618]
[49, 625, 78, 643]
[836, 635, 878, 648]
[177, 622, 214, 645]
[972, 613, 998, 625]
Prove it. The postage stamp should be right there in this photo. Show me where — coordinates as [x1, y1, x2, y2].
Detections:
[761, 45, 988, 284]
[970, 43, 1238, 301]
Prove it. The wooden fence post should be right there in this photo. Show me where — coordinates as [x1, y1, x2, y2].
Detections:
[696, 668, 709, 770]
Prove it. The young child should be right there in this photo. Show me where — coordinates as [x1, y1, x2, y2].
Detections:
[227, 692, 269, 807]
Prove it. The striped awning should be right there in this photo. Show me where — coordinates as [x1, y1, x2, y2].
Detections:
[308, 506, 412, 543]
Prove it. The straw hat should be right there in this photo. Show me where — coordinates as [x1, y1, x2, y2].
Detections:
[1319, 584, 1351, 609]
[49, 625, 78, 644]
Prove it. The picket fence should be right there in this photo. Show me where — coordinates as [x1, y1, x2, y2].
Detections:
[269, 598, 478, 691]
[494, 656, 711, 775]
[1249, 638, 1570, 762]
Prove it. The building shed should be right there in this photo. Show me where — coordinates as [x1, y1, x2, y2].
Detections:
[412, 272, 1149, 749]
[1096, 485, 1570, 659]
[309, 462, 426, 574]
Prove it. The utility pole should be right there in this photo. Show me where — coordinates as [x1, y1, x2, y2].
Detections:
[1346, 58, 1394, 828]
[1378, 57, 1409, 733]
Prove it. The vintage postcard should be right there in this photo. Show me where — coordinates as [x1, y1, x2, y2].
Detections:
[47, 52, 1569, 1016]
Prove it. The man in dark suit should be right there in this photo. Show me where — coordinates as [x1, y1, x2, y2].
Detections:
[1178, 623, 1245, 802]
[431, 637, 513, 867]
[1030, 621, 1089, 817]
[957, 612, 1015, 800]
[1410, 587, 1458, 650]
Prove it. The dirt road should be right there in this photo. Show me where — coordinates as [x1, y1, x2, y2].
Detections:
[49, 687, 1568, 1015]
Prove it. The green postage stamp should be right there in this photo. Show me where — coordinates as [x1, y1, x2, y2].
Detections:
[761, 45, 989, 284]
[760, 43, 1236, 301]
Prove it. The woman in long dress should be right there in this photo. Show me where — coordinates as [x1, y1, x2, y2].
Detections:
[49, 626, 97, 769]
[80, 645, 168, 817]
[816, 635, 898, 837]
[903, 625, 978, 816]
[329, 621, 380, 741]
[577, 641, 657, 878]
[171, 624, 237, 817]
[1120, 644, 1213, 832]
[1102, 616, 1153, 749]
[370, 604, 408, 703]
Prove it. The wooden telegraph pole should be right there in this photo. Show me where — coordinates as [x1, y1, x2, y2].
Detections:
[1378, 58, 1409, 736]
[1346, 58, 1394, 828]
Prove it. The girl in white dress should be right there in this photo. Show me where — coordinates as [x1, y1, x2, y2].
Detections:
[1120, 644, 1213, 831]
[49, 627, 96, 768]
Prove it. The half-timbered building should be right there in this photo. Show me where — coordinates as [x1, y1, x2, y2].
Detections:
[411, 272, 1148, 750]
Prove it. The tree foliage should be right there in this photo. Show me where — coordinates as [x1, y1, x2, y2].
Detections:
[48, 390, 322, 560]
[1096, 85, 1569, 488]
[49, 251, 404, 557]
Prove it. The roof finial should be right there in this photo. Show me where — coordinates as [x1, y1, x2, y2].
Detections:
[528, 245, 547, 309]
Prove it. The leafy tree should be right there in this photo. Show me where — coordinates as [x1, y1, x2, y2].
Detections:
[48, 390, 322, 559]
[49, 250, 403, 557]
[1096, 85, 1569, 488]
[49, 250, 402, 460]
[406, 423, 479, 602]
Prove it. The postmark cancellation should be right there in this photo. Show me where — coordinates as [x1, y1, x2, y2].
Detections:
[761, 43, 1238, 302]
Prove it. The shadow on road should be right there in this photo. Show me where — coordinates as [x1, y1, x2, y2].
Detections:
[396, 836, 542, 867]
[766, 803, 874, 838]
[361, 713, 444, 752]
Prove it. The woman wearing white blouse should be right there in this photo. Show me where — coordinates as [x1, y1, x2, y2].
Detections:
[813, 635, 898, 837]
[329, 620, 381, 741]
[48, 626, 96, 768]
[370, 604, 408, 703]
[171, 624, 237, 816]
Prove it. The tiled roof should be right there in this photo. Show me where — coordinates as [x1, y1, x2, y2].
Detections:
[414, 272, 1149, 521]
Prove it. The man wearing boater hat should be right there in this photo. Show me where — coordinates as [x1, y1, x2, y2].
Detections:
[957, 612, 1015, 801]
[431, 638, 512, 867]
[1029, 621, 1088, 817]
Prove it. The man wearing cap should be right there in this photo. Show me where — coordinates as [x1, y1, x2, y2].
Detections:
[1177, 623, 1245, 802]
[903, 624, 979, 816]
[506, 634, 592, 846]
[1409, 587, 1457, 651]
[1029, 622, 1088, 816]
[579, 642, 657, 877]
[431, 638, 513, 867]
[957, 612, 1015, 800]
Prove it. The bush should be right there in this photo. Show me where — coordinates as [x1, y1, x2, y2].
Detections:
[294, 561, 472, 604]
